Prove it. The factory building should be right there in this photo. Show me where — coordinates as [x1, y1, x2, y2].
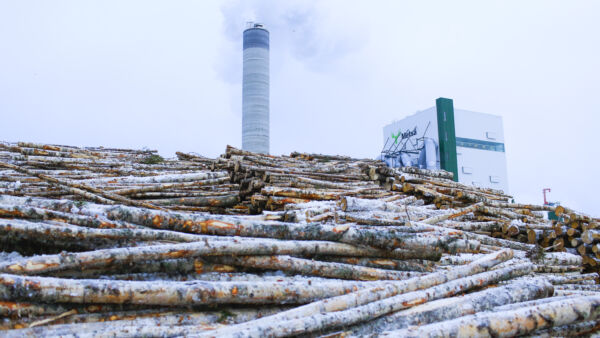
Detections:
[242, 22, 270, 154]
[381, 98, 509, 193]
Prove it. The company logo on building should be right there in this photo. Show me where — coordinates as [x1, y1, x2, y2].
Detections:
[391, 127, 417, 144]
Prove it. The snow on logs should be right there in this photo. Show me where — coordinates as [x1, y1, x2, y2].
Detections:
[0, 141, 597, 336]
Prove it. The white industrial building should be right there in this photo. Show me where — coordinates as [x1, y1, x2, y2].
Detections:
[381, 98, 509, 193]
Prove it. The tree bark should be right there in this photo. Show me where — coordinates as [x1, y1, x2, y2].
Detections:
[207, 255, 424, 281]
[0, 235, 443, 275]
[314, 256, 435, 272]
[385, 296, 600, 337]
[0, 273, 403, 306]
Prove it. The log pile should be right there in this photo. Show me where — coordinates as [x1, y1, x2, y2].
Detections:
[0, 141, 598, 337]
[206, 145, 387, 214]
[364, 161, 600, 272]
[0, 142, 240, 213]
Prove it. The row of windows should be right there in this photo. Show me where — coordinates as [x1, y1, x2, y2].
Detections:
[456, 137, 505, 152]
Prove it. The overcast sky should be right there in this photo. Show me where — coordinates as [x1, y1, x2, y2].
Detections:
[1, 1, 599, 216]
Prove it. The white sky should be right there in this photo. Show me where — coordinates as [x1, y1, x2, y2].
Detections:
[1, 1, 599, 216]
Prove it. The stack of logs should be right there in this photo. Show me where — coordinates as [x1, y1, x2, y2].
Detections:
[367, 162, 600, 271]
[206, 145, 388, 214]
[0, 142, 241, 213]
[207, 145, 600, 271]
[0, 141, 598, 337]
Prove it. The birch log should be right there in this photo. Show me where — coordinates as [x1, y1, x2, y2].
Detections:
[3, 307, 289, 337]
[0, 162, 164, 210]
[0, 218, 217, 246]
[527, 319, 600, 337]
[0, 203, 145, 230]
[386, 296, 600, 337]
[227, 263, 534, 337]
[207, 255, 424, 280]
[0, 238, 427, 275]
[350, 277, 553, 335]
[0, 274, 403, 306]
[314, 256, 435, 272]
[199, 249, 513, 337]
[340, 196, 415, 213]
[99, 205, 459, 252]
[419, 203, 482, 225]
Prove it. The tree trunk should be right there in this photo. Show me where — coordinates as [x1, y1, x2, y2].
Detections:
[314, 256, 435, 272]
[385, 296, 600, 337]
[0, 273, 403, 306]
[207, 255, 424, 281]
[0, 235, 444, 276]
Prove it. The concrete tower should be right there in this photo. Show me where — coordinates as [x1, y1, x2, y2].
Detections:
[242, 22, 270, 154]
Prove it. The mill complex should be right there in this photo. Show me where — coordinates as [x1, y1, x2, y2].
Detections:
[382, 98, 509, 193]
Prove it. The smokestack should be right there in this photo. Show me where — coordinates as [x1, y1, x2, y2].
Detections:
[242, 22, 270, 154]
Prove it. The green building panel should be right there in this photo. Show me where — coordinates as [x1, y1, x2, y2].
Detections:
[436, 98, 459, 182]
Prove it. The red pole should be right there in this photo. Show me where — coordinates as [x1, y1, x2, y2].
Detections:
[543, 188, 551, 205]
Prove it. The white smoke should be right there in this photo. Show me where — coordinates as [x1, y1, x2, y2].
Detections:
[218, 0, 365, 82]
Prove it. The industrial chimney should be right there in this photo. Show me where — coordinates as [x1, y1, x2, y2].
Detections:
[242, 22, 270, 154]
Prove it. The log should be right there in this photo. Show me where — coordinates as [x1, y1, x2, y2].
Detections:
[200, 249, 513, 337]
[583, 229, 600, 244]
[0, 162, 164, 210]
[80, 171, 228, 186]
[528, 319, 600, 337]
[1, 197, 442, 261]
[385, 296, 600, 337]
[397, 166, 454, 180]
[419, 203, 482, 225]
[542, 273, 598, 285]
[0, 218, 215, 247]
[207, 255, 424, 280]
[261, 186, 342, 201]
[99, 204, 460, 252]
[209, 263, 534, 337]
[340, 197, 412, 213]
[535, 265, 583, 273]
[462, 230, 537, 252]
[148, 194, 240, 207]
[314, 256, 435, 272]
[441, 220, 503, 232]
[478, 205, 531, 221]
[350, 277, 553, 335]
[0, 234, 447, 276]
[553, 289, 600, 297]
[554, 284, 600, 292]
[538, 251, 583, 266]
[3, 307, 289, 337]
[491, 295, 573, 312]
[0, 141, 597, 336]
[0, 273, 409, 306]
[0, 203, 145, 230]
[341, 213, 408, 227]
[4, 318, 225, 337]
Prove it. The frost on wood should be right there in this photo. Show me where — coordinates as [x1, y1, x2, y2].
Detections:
[0, 142, 597, 336]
